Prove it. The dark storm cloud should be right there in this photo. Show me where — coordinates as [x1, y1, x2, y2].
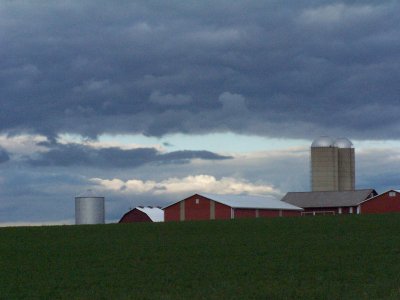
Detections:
[26, 143, 231, 168]
[0, 148, 10, 163]
[1, 1, 400, 139]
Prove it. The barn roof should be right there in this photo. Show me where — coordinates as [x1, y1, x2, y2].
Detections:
[164, 193, 303, 210]
[136, 207, 164, 222]
[201, 193, 303, 210]
[281, 189, 377, 208]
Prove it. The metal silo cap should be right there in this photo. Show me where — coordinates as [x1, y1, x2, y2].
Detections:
[311, 136, 334, 147]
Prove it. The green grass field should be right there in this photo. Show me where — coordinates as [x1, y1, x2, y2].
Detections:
[1, 214, 400, 299]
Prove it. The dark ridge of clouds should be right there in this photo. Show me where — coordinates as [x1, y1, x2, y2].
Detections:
[26, 143, 231, 168]
[0, 148, 10, 163]
[1, 1, 400, 140]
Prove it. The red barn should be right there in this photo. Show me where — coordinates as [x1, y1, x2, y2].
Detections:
[359, 190, 400, 214]
[119, 206, 164, 223]
[163, 193, 303, 222]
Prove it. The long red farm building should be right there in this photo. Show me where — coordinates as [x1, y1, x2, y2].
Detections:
[163, 193, 303, 222]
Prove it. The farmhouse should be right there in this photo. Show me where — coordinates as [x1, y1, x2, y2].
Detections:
[119, 206, 164, 223]
[281, 189, 377, 215]
[163, 193, 303, 222]
[358, 190, 400, 214]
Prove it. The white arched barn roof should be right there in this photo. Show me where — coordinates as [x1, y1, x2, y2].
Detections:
[136, 207, 164, 222]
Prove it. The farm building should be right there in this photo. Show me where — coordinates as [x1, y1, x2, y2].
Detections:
[119, 206, 164, 223]
[281, 189, 377, 216]
[163, 193, 303, 222]
[358, 190, 400, 214]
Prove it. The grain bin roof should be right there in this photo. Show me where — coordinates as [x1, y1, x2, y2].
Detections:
[281, 189, 377, 208]
[164, 193, 303, 210]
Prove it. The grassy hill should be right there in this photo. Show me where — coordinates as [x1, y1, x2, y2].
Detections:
[1, 214, 400, 299]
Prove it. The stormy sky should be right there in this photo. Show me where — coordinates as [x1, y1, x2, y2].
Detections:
[1, 1, 400, 225]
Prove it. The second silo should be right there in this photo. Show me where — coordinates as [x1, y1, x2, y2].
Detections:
[75, 191, 105, 225]
[335, 138, 355, 191]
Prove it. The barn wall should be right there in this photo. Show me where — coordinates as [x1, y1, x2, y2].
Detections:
[281, 210, 302, 217]
[302, 207, 338, 215]
[234, 208, 256, 218]
[258, 210, 280, 217]
[119, 209, 152, 223]
[164, 202, 181, 222]
[301, 207, 356, 215]
[361, 192, 400, 214]
[215, 202, 231, 220]
[185, 195, 211, 221]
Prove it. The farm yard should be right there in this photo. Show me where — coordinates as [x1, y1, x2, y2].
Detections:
[1, 214, 400, 299]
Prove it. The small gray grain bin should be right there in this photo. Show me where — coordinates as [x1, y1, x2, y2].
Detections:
[75, 190, 105, 224]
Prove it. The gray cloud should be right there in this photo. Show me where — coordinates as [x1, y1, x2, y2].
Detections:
[0, 148, 10, 163]
[149, 91, 192, 106]
[0, 1, 399, 139]
[26, 143, 231, 168]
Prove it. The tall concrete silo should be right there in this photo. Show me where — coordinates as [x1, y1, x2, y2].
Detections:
[334, 138, 355, 191]
[311, 136, 355, 192]
[311, 136, 339, 191]
[75, 190, 105, 225]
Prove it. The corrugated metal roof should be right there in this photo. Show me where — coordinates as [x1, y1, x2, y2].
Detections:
[281, 189, 377, 208]
[136, 207, 164, 222]
[198, 193, 303, 210]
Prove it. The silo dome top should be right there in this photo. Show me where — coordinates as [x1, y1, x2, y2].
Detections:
[334, 137, 353, 148]
[311, 136, 334, 147]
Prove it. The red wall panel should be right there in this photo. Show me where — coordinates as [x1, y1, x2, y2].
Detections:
[164, 202, 180, 222]
[234, 208, 256, 218]
[281, 210, 301, 217]
[361, 192, 400, 214]
[185, 195, 210, 221]
[258, 210, 280, 217]
[215, 202, 231, 220]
